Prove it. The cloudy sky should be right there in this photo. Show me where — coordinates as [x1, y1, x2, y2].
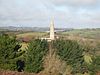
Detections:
[0, 0, 100, 28]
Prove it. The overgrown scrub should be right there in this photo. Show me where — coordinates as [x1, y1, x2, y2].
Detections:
[0, 34, 23, 70]
[54, 39, 84, 74]
[24, 39, 48, 73]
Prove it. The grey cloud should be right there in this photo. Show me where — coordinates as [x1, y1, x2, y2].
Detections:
[0, 0, 100, 28]
[48, 0, 98, 6]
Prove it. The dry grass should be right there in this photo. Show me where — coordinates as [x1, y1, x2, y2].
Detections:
[43, 43, 72, 75]
[20, 43, 28, 51]
[16, 32, 47, 38]
[84, 54, 92, 64]
[43, 53, 72, 75]
[0, 70, 35, 75]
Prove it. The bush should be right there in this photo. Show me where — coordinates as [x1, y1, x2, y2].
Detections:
[0, 34, 23, 70]
[54, 39, 84, 74]
[24, 39, 48, 73]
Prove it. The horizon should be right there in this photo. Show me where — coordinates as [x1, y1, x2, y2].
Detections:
[0, 25, 100, 29]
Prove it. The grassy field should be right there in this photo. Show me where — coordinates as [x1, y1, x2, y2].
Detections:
[62, 29, 100, 40]
[16, 32, 47, 38]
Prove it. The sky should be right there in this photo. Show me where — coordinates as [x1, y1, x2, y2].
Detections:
[0, 0, 100, 28]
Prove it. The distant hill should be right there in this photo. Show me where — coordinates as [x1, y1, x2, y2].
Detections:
[0, 26, 73, 32]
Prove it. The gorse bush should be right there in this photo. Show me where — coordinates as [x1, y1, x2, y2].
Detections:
[25, 39, 48, 73]
[54, 39, 84, 74]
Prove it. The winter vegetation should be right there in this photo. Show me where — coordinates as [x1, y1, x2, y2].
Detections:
[0, 29, 100, 75]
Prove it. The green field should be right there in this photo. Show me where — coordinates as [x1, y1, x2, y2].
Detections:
[62, 29, 100, 40]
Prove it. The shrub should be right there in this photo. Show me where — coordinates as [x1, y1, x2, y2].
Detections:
[0, 34, 23, 70]
[54, 39, 84, 74]
[24, 39, 48, 73]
